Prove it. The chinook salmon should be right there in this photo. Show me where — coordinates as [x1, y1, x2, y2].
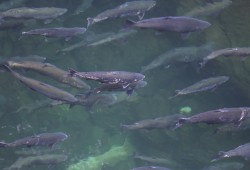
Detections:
[21, 27, 86, 41]
[69, 69, 145, 88]
[4, 154, 67, 170]
[177, 107, 250, 127]
[0, 7, 67, 23]
[121, 114, 183, 131]
[201, 47, 250, 67]
[126, 16, 211, 39]
[87, 0, 156, 27]
[6, 60, 90, 89]
[212, 142, 250, 162]
[169, 76, 229, 99]
[0, 132, 68, 148]
[2, 64, 78, 103]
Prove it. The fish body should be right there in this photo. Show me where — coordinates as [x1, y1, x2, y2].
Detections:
[185, 0, 232, 18]
[88, 29, 137, 46]
[87, 0, 156, 27]
[131, 166, 171, 170]
[216, 119, 250, 133]
[3, 65, 78, 103]
[4, 154, 67, 170]
[121, 114, 182, 130]
[74, 0, 94, 15]
[201, 47, 250, 66]
[169, 76, 229, 99]
[141, 43, 212, 73]
[203, 161, 244, 170]
[0, 7, 67, 21]
[212, 142, 250, 162]
[178, 107, 250, 126]
[134, 153, 176, 166]
[22, 27, 86, 40]
[90, 80, 147, 95]
[69, 69, 145, 87]
[0, 132, 68, 148]
[6, 60, 90, 89]
[126, 16, 210, 37]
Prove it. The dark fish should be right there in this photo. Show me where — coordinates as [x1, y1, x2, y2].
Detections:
[2, 64, 78, 103]
[21, 27, 86, 41]
[131, 166, 171, 170]
[126, 16, 211, 39]
[0, 7, 67, 23]
[87, 0, 156, 27]
[6, 61, 90, 89]
[4, 154, 67, 170]
[169, 76, 229, 99]
[69, 69, 145, 88]
[89, 80, 147, 95]
[121, 114, 183, 130]
[201, 47, 250, 67]
[212, 142, 250, 162]
[0, 132, 68, 148]
[177, 107, 250, 127]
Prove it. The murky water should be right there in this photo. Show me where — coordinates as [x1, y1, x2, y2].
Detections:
[0, 0, 250, 169]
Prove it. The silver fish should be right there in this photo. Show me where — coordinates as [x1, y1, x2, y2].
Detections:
[87, 0, 156, 27]
[121, 114, 183, 130]
[74, 0, 94, 15]
[69, 69, 145, 88]
[177, 107, 250, 127]
[88, 29, 137, 46]
[0, 132, 68, 148]
[0, 7, 67, 23]
[169, 76, 229, 99]
[184, 0, 232, 18]
[201, 47, 250, 67]
[2, 64, 78, 103]
[131, 166, 171, 170]
[134, 153, 177, 166]
[6, 60, 90, 89]
[126, 16, 211, 39]
[21, 27, 86, 41]
[4, 154, 67, 170]
[141, 43, 213, 73]
[212, 142, 250, 162]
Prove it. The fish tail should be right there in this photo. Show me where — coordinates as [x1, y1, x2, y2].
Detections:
[178, 117, 190, 125]
[0, 64, 12, 72]
[68, 68, 78, 76]
[168, 94, 178, 100]
[125, 19, 136, 27]
[87, 17, 94, 28]
[140, 66, 147, 73]
[120, 124, 130, 131]
[211, 151, 226, 162]
[0, 142, 8, 148]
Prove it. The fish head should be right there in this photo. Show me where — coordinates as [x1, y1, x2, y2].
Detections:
[196, 20, 211, 31]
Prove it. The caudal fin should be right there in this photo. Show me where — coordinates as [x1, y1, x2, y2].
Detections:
[211, 151, 227, 162]
[125, 19, 136, 27]
[68, 68, 77, 76]
[120, 124, 131, 131]
[87, 17, 94, 28]
[0, 141, 8, 148]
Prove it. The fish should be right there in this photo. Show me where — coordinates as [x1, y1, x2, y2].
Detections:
[5, 60, 90, 89]
[2, 64, 78, 103]
[74, 0, 94, 15]
[131, 166, 171, 170]
[121, 114, 183, 131]
[202, 161, 244, 170]
[68, 69, 145, 88]
[88, 80, 147, 95]
[212, 142, 250, 162]
[177, 107, 250, 127]
[184, 0, 232, 18]
[0, 7, 67, 24]
[0, 132, 68, 148]
[88, 29, 137, 46]
[134, 153, 177, 166]
[21, 27, 86, 41]
[169, 76, 229, 99]
[141, 43, 213, 73]
[87, 0, 156, 27]
[126, 16, 211, 39]
[201, 47, 250, 67]
[4, 154, 67, 170]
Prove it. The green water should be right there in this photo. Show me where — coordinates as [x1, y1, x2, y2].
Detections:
[0, 0, 250, 169]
